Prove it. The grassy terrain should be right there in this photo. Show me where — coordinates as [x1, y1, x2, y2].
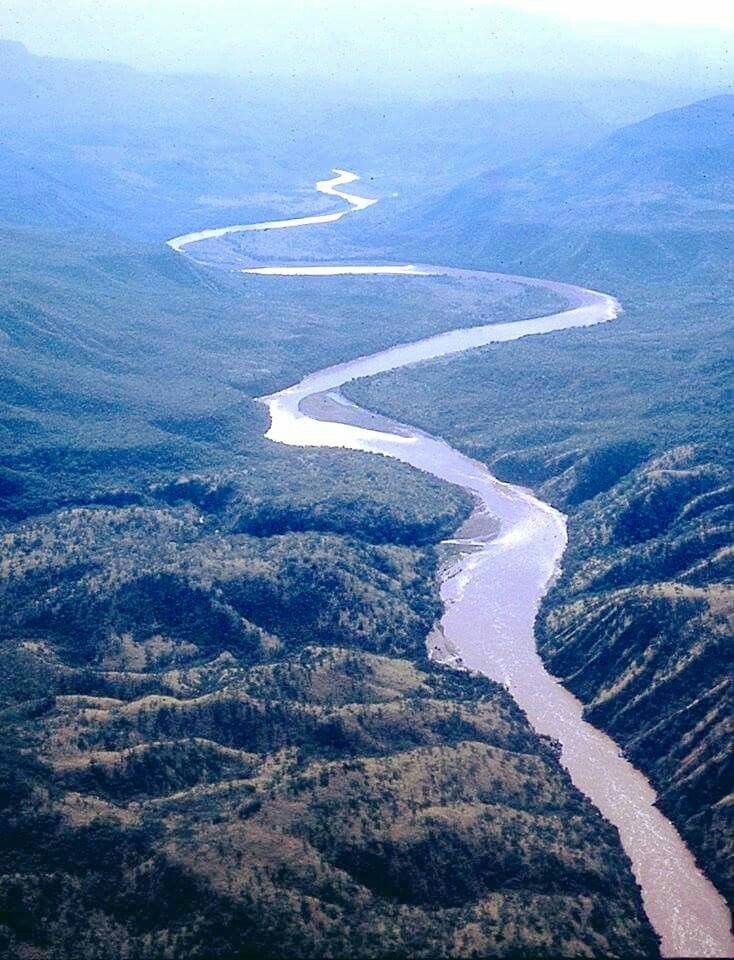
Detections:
[0, 216, 659, 956]
[346, 282, 733, 905]
[344, 98, 734, 909]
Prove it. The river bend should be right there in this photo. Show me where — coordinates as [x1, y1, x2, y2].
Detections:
[168, 170, 734, 958]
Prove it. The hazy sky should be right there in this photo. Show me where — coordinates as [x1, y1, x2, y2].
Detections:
[1, 0, 732, 91]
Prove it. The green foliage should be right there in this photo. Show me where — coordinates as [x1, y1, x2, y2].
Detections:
[0, 222, 657, 957]
[345, 164, 733, 911]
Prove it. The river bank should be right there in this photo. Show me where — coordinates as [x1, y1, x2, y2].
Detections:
[170, 169, 734, 958]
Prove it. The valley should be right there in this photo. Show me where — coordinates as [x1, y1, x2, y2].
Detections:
[0, 30, 731, 960]
[168, 169, 733, 957]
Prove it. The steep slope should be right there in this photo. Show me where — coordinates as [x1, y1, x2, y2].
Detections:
[385, 95, 734, 284]
[537, 445, 733, 906]
[348, 306, 734, 910]
[0, 221, 658, 957]
[346, 96, 734, 909]
[415, 95, 733, 226]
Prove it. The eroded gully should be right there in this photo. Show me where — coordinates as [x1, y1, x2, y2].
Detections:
[168, 169, 734, 958]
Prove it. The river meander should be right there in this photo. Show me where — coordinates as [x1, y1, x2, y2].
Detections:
[168, 170, 734, 958]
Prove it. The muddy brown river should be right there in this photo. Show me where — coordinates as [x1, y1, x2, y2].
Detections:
[169, 170, 734, 958]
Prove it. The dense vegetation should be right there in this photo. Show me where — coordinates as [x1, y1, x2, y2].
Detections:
[348, 286, 733, 905]
[346, 96, 734, 911]
[0, 212, 656, 954]
[0, 220, 559, 525]
[2, 39, 728, 954]
[0, 507, 657, 958]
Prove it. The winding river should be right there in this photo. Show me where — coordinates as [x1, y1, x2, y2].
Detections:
[168, 170, 734, 958]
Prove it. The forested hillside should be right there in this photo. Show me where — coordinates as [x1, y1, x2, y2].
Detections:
[346, 96, 734, 909]
[1, 27, 729, 954]
[0, 212, 658, 956]
[0, 508, 657, 958]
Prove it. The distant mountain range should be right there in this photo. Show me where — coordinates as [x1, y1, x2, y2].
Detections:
[5, 38, 725, 244]
[442, 95, 732, 223]
[392, 95, 733, 282]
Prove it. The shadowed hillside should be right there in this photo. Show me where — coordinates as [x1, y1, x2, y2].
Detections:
[0, 211, 658, 955]
[345, 95, 734, 909]
[377, 95, 734, 285]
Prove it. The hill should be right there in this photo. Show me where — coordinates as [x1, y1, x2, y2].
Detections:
[345, 96, 734, 909]
[383, 95, 733, 284]
[0, 216, 659, 956]
[415, 95, 733, 223]
[0, 40, 612, 242]
[0, 55, 725, 953]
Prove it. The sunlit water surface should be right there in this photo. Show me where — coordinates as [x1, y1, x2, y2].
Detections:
[168, 171, 734, 958]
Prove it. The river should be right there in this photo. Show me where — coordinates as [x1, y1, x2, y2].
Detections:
[168, 170, 734, 958]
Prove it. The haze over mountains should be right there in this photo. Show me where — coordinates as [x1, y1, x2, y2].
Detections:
[388, 94, 734, 282]
[424, 95, 734, 224]
[0, 21, 732, 960]
[1, 38, 726, 241]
